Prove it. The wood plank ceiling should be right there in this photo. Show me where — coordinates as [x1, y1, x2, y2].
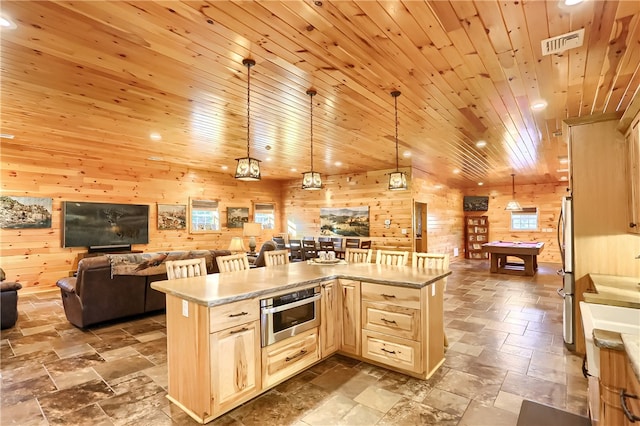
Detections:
[1, 1, 639, 188]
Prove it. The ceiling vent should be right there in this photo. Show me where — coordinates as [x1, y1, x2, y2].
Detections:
[541, 28, 585, 56]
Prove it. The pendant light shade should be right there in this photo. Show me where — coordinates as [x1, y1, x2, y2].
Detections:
[235, 58, 261, 181]
[505, 173, 522, 211]
[388, 90, 407, 191]
[302, 89, 322, 190]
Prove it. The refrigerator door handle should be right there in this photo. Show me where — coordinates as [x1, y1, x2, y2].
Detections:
[557, 288, 566, 299]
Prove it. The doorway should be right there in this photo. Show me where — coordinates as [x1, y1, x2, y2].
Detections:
[414, 201, 427, 252]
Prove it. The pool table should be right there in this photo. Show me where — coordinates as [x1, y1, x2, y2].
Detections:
[481, 241, 545, 276]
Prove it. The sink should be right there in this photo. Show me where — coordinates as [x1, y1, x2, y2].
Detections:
[580, 301, 640, 378]
[586, 274, 640, 309]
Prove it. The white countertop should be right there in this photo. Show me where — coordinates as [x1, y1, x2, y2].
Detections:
[151, 261, 451, 306]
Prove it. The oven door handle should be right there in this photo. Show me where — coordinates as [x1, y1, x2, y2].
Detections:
[260, 293, 321, 314]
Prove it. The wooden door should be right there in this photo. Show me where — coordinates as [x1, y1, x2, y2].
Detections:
[320, 280, 339, 357]
[339, 279, 361, 355]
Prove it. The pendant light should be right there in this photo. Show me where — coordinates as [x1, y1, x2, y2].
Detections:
[505, 173, 522, 210]
[235, 58, 261, 181]
[302, 89, 322, 190]
[388, 90, 407, 191]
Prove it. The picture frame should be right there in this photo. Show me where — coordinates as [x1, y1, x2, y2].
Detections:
[157, 203, 187, 230]
[320, 206, 370, 237]
[0, 196, 53, 229]
[227, 207, 249, 228]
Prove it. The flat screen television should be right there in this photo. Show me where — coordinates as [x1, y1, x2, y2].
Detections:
[62, 201, 149, 248]
[463, 196, 489, 212]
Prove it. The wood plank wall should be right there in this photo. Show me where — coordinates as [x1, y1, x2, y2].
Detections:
[462, 182, 567, 263]
[0, 146, 283, 293]
[281, 167, 466, 261]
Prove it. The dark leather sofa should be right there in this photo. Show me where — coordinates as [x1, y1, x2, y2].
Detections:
[56, 250, 231, 328]
[1, 267, 22, 329]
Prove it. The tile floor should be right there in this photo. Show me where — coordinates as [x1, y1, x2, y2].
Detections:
[0, 260, 588, 425]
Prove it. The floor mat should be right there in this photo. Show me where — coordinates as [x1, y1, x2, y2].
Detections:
[517, 400, 590, 426]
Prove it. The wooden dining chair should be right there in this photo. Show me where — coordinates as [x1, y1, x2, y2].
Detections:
[345, 238, 360, 249]
[412, 252, 450, 270]
[165, 258, 207, 280]
[216, 253, 250, 272]
[319, 240, 334, 251]
[376, 250, 409, 266]
[302, 239, 318, 260]
[289, 239, 303, 262]
[264, 249, 290, 266]
[412, 252, 450, 347]
[272, 236, 286, 250]
[345, 248, 372, 263]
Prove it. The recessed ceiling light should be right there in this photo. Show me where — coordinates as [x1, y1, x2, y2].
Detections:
[0, 133, 15, 139]
[0, 16, 16, 29]
[290, 168, 297, 172]
[265, 157, 272, 162]
[334, 161, 342, 166]
[477, 182, 484, 186]
[402, 150, 412, 158]
[564, 0, 584, 5]
[475, 140, 487, 148]
[221, 165, 228, 170]
[453, 168, 461, 174]
[149, 132, 162, 141]
[434, 184, 443, 189]
[531, 100, 548, 111]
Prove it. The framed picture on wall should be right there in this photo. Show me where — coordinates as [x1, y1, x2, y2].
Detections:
[227, 207, 249, 228]
[157, 203, 187, 230]
[0, 196, 53, 229]
[320, 206, 369, 237]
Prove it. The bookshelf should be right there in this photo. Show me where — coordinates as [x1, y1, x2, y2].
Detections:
[465, 215, 489, 259]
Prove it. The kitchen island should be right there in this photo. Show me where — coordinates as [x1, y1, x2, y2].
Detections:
[151, 261, 450, 424]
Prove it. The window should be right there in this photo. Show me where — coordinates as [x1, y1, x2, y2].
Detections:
[254, 203, 275, 230]
[510, 207, 538, 231]
[190, 199, 220, 232]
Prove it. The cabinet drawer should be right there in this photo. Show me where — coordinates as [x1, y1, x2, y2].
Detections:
[361, 282, 420, 309]
[362, 329, 422, 374]
[262, 328, 320, 388]
[362, 301, 420, 340]
[210, 299, 259, 333]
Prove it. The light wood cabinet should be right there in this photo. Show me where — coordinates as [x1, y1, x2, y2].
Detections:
[261, 328, 320, 388]
[626, 119, 640, 234]
[210, 320, 261, 413]
[464, 215, 489, 259]
[320, 280, 340, 357]
[361, 282, 423, 374]
[339, 279, 361, 355]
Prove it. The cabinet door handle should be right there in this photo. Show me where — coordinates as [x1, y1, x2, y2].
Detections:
[381, 348, 396, 355]
[630, 222, 638, 228]
[381, 294, 396, 298]
[285, 349, 308, 362]
[229, 327, 249, 334]
[228, 311, 248, 317]
[381, 318, 397, 325]
[620, 389, 640, 422]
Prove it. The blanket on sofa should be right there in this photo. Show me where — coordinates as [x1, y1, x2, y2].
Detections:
[107, 251, 212, 277]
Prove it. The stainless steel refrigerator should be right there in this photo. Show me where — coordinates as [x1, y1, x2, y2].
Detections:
[557, 195, 575, 350]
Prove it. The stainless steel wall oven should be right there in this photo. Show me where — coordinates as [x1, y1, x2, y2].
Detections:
[260, 286, 321, 347]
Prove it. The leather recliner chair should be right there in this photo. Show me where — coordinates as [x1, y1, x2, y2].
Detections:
[253, 240, 278, 268]
[0, 268, 22, 329]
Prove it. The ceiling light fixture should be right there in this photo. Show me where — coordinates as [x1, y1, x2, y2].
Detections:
[476, 140, 487, 148]
[505, 173, 522, 211]
[0, 16, 16, 29]
[302, 89, 322, 190]
[235, 58, 261, 181]
[388, 90, 407, 191]
[531, 100, 548, 111]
